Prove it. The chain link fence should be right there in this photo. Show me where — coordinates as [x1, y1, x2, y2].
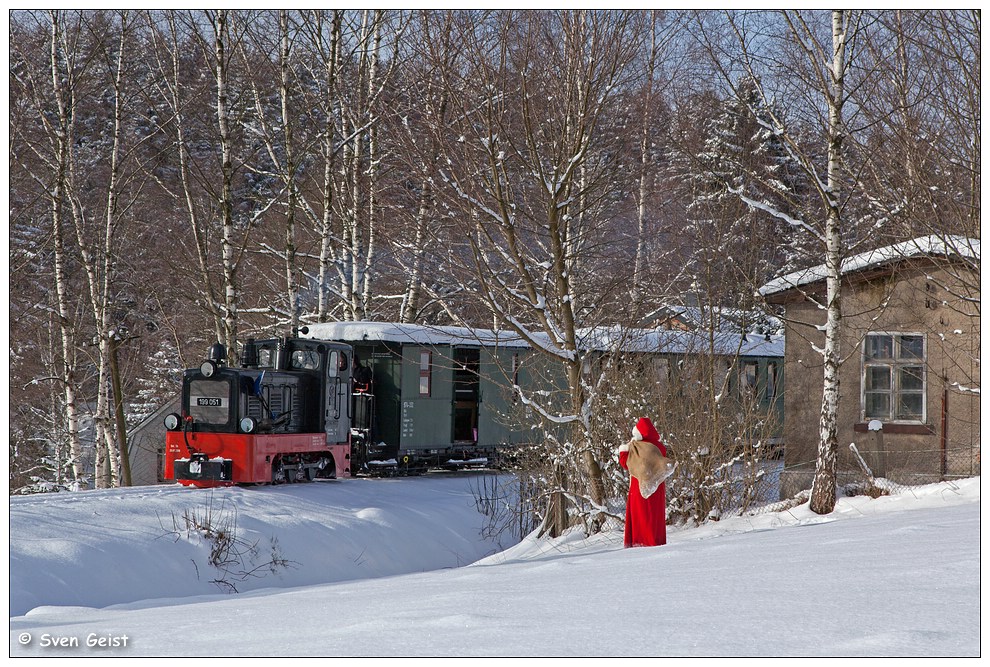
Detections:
[749, 441, 980, 516]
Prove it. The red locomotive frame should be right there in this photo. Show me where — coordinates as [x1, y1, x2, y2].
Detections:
[165, 431, 351, 487]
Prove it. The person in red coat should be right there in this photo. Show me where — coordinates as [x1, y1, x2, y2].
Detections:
[618, 417, 669, 547]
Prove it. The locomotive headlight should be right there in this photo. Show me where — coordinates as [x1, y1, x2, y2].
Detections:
[164, 413, 181, 431]
[200, 360, 218, 377]
[239, 417, 256, 434]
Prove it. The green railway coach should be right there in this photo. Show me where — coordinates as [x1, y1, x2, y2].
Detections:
[300, 322, 784, 474]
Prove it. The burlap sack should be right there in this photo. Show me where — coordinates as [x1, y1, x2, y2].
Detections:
[627, 438, 676, 499]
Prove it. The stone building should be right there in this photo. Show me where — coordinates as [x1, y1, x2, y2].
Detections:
[760, 236, 980, 497]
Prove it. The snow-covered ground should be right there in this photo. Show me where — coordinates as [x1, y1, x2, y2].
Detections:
[8, 474, 981, 657]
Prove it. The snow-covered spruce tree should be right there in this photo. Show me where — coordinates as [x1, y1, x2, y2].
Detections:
[431, 10, 649, 537]
[672, 77, 803, 315]
[127, 340, 182, 428]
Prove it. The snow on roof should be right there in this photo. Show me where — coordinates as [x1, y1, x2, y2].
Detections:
[759, 235, 980, 297]
[642, 303, 782, 335]
[301, 321, 530, 348]
[302, 321, 784, 357]
[577, 326, 784, 357]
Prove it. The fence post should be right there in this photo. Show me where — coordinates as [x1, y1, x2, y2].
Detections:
[868, 419, 885, 478]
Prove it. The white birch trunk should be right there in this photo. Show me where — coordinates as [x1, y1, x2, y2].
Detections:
[215, 10, 239, 359]
[51, 116, 86, 487]
[809, 10, 850, 514]
[400, 180, 431, 323]
[360, 13, 382, 318]
[279, 11, 301, 332]
[317, 12, 343, 322]
[47, 13, 88, 486]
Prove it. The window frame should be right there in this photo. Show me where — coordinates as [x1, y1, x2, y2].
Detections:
[187, 377, 235, 429]
[418, 350, 432, 397]
[861, 332, 926, 424]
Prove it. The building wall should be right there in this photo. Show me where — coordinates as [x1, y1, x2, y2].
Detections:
[774, 259, 980, 497]
[126, 397, 180, 486]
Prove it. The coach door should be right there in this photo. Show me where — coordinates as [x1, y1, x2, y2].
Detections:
[325, 347, 350, 445]
[452, 347, 480, 444]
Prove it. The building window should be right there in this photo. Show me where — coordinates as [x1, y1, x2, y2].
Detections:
[863, 333, 925, 422]
[419, 350, 431, 397]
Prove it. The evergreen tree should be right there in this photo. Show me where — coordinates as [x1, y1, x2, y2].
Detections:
[674, 79, 805, 331]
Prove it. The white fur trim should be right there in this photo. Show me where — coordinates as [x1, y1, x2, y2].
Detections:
[618, 443, 629, 453]
[632, 425, 644, 440]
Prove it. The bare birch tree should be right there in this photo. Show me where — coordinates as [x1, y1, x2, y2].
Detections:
[240, 10, 308, 331]
[9, 11, 89, 486]
[295, 10, 345, 322]
[391, 11, 460, 324]
[146, 10, 261, 358]
[146, 11, 228, 346]
[432, 10, 646, 535]
[211, 10, 244, 357]
[289, 11, 407, 322]
[72, 10, 138, 487]
[695, 10, 863, 513]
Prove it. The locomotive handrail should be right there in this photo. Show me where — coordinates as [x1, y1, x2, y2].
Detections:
[181, 415, 197, 456]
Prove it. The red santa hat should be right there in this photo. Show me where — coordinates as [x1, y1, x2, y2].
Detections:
[631, 417, 662, 448]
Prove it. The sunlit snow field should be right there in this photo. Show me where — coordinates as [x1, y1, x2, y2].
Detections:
[9, 474, 981, 657]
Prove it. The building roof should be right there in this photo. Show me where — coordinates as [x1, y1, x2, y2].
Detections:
[302, 321, 784, 357]
[759, 235, 980, 298]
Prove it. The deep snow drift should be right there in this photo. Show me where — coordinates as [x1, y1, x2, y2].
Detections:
[8, 474, 982, 657]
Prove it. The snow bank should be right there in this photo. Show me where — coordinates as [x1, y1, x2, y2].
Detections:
[9, 474, 511, 617]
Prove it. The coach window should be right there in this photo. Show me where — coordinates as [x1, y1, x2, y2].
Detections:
[419, 350, 432, 397]
[740, 361, 758, 399]
[863, 333, 925, 422]
[766, 361, 779, 401]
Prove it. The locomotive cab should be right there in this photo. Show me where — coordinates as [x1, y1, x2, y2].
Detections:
[163, 337, 353, 487]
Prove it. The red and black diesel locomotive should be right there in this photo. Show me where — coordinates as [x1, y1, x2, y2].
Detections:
[163, 332, 360, 487]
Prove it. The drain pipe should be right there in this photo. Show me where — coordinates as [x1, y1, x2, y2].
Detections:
[940, 384, 949, 479]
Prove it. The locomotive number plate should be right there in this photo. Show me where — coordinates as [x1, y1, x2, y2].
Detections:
[196, 397, 224, 407]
